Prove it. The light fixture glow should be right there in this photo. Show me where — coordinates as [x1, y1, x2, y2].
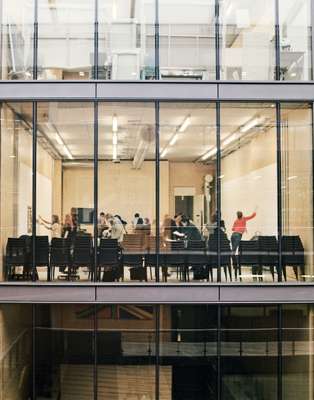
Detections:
[178, 115, 191, 133]
[55, 132, 63, 145]
[160, 148, 168, 158]
[222, 133, 238, 147]
[112, 132, 118, 145]
[63, 145, 73, 160]
[240, 116, 265, 133]
[287, 175, 298, 181]
[201, 147, 217, 161]
[169, 134, 178, 146]
[112, 115, 118, 133]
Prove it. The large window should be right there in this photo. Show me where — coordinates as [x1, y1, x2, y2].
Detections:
[0, 303, 313, 399]
[1, 0, 313, 81]
[0, 101, 313, 283]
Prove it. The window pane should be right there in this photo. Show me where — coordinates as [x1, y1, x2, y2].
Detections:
[98, 0, 155, 80]
[1, 102, 33, 281]
[35, 304, 94, 398]
[38, 0, 94, 80]
[160, 102, 217, 282]
[97, 305, 157, 398]
[159, 305, 218, 398]
[283, 304, 314, 399]
[159, 0, 216, 80]
[221, 306, 278, 399]
[98, 102, 155, 282]
[220, 103, 277, 282]
[36, 102, 94, 281]
[220, 0, 276, 80]
[1, 0, 34, 80]
[281, 103, 313, 281]
[279, 0, 312, 80]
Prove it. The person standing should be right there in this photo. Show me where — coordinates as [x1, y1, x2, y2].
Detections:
[231, 208, 257, 256]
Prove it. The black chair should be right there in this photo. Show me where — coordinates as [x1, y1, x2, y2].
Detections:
[50, 238, 71, 280]
[72, 236, 93, 280]
[163, 241, 187, 281]
[98, 239, 121, 281]
[207, 236, 232, 282]
[186, 240, 208, 281]
[257, 236, 278, 281]
[122, 234, 146, 281]
[238, 240, 260, 281]
[30, 236, 50, 280]
[281, 235, 305, 281]
[5, 238, 29, 280]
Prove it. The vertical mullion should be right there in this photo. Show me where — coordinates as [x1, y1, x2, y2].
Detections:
[32, 101, 37, 281]
[93, 304, 98, 400]
[155, 0, 160, 79]
[33, 0, 38, 80]
[216, 101, 221, 282]
[277, 304, 283, 400]
[275, 0, 280, 80]
[155, 101, 160, 282]
[32, 304, 36, 400]
[155, 305, 160, 400]
[311, 0, 314, 80]
[93, 0, 98, 80]
[215, 0, 220, 80]
[94, 101, 98, 282]
[276, 102, 283, 282]
[217, 304, 221, 400]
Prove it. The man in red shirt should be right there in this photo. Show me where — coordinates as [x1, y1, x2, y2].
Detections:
[231, 209, 257, 269]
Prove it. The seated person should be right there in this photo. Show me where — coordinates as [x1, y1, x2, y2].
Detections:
[104, 214, 124, 242]
[181, 215, 202, 241]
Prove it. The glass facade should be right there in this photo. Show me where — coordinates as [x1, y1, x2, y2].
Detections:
[0, 0, 312, 80]
[1, 101, 314, 283]
[0, 303, 313, 399]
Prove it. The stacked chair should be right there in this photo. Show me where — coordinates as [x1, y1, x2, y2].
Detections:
[281, 235, 305, 281]
[72, 235, 93, 280]
[207, 235, 232, 282]
[50, 238, 71, 280]
[97, 238, 122, 281]
[163, 240, 187, 281]
[5, 237, 30, 280]
[121, 234, 146, 281]
[186, 240, 208, 281]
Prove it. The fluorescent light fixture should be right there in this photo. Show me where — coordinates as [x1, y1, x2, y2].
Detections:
[112, 115, 118, 133]
[160, 148, 168, 158]
[240, 116, 265, 133]
[178, 115, 191, 133]
[201, 147, 217, 161]
[112, 144, 118, 160]
[112, 1, 117, 19]
[169, 134, 178, 146]
[45, 121, 54, 131]
[55, 132, 63, 145]
[222, 133, 238, 147]
[112, 132, 118, 145]
[79, 71, 85, 77]
[287, 175, 298, 181]
[63, 145, 73, 160]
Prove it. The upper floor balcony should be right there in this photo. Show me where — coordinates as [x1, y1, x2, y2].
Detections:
[1, 0, 313, 82]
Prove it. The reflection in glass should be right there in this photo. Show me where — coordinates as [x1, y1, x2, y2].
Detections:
[159, 305, 218, 398]
[220, 0, 276, 80]
[0, 103, 33, 281]
[35, 304, 94, 398]
[37, 0, 94, 80]
[281, 103, 313, 281]
[36, 102, 94, 281]
[98, 0, 155, 80]
[283, 305, 314, 399]
[159, 0, 216, 80]
[221, 306, 278, 400]
[97, 305, 157, 398]
[1, 0, 34, 80]
[98, 102, 155, 282]
[160, 103, 217, 282]
[220, 103, 277, 282]
[279, 0, 312, 80]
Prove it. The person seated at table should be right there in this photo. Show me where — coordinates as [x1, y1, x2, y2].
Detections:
[104, 213, 124, 242]
[98, 212, 108, 237]
[162, 214, 172, 241]
[171, 213, 186, 240]
[181, 215, 202, 241]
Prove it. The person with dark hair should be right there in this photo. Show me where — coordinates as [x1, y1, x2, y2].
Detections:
[181, 215, 202, 241]
[114, 215, 128, 233]
[171, 213, 185, 240]
[132, 213, 140, 231]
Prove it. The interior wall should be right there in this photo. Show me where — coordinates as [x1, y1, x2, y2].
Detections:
[221, 126, 277, 238]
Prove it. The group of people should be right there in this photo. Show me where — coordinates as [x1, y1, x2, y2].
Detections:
[98, 212, 151, 242]
[38, 207, 79, 240]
